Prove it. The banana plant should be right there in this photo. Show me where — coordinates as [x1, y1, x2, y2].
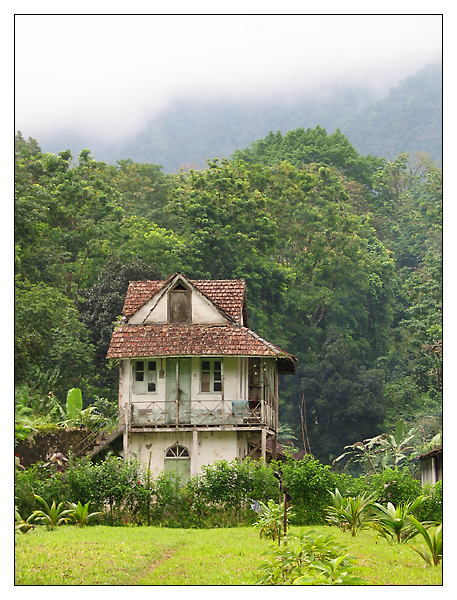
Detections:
[31, 495, 73, 530]
[370, 496, 426, 543]
[380, 419, 417, 468]
[67, 501, 101, 526]
[333, 420, 417, 473]
[408, 515, 442, 566]
[66, 388, 83, 421]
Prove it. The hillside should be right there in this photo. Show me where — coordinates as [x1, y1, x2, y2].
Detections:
[36, 63, 442, 172]
[15, 127, 442, 463]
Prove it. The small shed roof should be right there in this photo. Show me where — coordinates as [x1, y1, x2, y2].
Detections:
[418, 446, 442, 461]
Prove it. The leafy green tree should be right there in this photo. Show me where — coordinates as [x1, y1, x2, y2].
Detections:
[78, 257, 166, 393]
[15, 277, 95, 395]
[166, 158, 290, 337]
[15, 146, 124, 296]
[108, 159, 176, 228]
[233, 125, 383, 188]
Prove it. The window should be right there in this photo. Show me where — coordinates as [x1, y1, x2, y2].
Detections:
[164, 446, 190, 485]
[165, 445, 189, 459]
[248, 358, 261, 401]
[201, 359, 222, 393]
[133, 360, 157, 393]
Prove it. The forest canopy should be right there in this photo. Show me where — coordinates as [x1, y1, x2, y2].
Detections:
[14, 126, 442, 465]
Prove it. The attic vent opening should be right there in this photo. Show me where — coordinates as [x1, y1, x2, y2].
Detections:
[168, 281, 191, 323]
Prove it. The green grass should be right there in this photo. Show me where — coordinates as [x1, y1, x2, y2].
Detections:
[15, 525, 442, 585]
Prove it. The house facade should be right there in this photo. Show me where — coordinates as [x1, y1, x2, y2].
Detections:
[106, 273, 296, 480]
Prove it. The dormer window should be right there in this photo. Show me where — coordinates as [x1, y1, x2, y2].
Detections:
[168, 281, 191, 323]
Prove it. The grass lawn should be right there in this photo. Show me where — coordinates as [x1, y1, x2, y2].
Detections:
[14, 525, 442, 585]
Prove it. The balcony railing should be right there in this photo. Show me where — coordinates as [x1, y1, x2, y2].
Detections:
[128, 398, 276, 429]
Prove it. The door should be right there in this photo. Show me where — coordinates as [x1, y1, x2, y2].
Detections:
[165, 358, 192, 423]
[164, 445, 191, 485]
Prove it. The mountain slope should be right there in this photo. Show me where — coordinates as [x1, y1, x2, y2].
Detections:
[36, 63, 442, 171]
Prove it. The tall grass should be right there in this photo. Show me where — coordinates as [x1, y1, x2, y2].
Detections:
[15, 525, 442, 585]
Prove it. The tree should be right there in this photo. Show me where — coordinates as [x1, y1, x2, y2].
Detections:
[78, 257, 165, 392]
[108, 159, 175, 229]
[165, 158, 290, 338]
[15, 145, 125, 296]
[15, 277, 95, 396]
[283, 328, 386, 463]
[233, 125, 383, 188]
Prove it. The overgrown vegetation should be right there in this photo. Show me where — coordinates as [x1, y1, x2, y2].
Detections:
[15, 454, 442, 530]
[15, 124, 441, 465]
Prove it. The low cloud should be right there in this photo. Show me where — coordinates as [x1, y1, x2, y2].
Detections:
[15, 14, 442, 140]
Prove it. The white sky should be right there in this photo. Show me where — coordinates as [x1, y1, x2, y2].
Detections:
[14, 12, 442, 141]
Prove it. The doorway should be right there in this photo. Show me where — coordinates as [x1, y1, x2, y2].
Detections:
[165, 358, 192, 423]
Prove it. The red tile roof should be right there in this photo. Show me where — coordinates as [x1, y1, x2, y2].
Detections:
[122, 275, 247, 324]
[108, 274, 296, 372]
[107, 323, 291, 357]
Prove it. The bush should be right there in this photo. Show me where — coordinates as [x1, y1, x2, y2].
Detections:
[15, 454, 438, 529]
[281, 456, 337, 524]
[183, 459, 280, 528]
[415, 480, 442, 522]
[367, 468, 422, 505]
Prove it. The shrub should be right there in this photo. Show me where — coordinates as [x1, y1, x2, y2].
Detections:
[30, 495, 73, 529]
[415, 480, 442, 522]
[367, 467, 421, 505]
[253, 500, 294, 544]
[256, 529, 367, 585]
[186, 459, 280, 527]
[408, 517, 442, 567]
[281, 456, 337, 524]
[67, 501, 102, 526]
[369, 496, 426, 543]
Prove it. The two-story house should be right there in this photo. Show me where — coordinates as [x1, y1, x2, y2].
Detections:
[106, 273, 296, 481]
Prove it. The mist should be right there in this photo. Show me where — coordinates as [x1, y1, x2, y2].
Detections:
[15, 14, 442, 142]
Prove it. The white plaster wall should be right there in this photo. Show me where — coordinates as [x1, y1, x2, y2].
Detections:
[191, 291, 228, 323]
[127, 291, 167, 324]
[128, 429, 246, 478]
[126, 356, 241, 407]
[119, 359, 131, 412]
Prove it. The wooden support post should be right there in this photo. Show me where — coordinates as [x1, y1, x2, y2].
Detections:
[261, 428, 267, 462]
[260, 360, 265, 424]
[272, 433, 277, 461]
[123, 400, 129, 462]
[175, 361, 179, 425]
[192, 429, 198, 477]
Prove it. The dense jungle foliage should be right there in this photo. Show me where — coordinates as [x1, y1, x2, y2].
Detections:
[14, 124, 442, 465]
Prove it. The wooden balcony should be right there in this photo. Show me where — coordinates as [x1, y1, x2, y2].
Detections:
[125, 398, 277, 430]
